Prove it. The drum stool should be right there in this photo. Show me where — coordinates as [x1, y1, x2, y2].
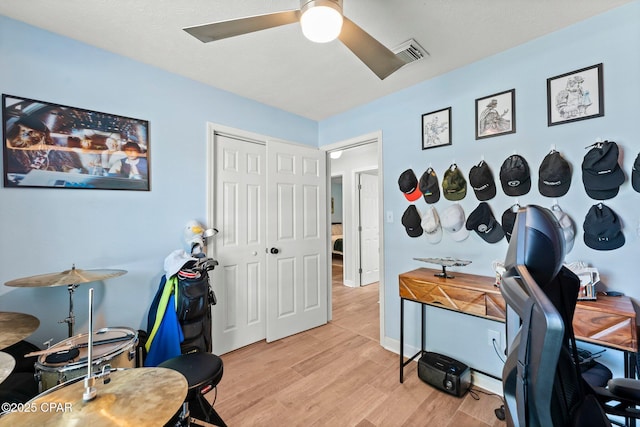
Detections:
[159, 352, 226, 427]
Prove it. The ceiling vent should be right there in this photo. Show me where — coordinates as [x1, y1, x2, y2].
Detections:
[393, 39, 429, 65]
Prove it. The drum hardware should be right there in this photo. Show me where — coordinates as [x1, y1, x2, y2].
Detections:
[24, 333, 136, 358]
[4, 265, 127, 337]
[0, 312, 40, 349]
[84, 287, 96, 401]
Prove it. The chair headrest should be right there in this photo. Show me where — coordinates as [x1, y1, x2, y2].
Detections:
[504, 205, 565, 287]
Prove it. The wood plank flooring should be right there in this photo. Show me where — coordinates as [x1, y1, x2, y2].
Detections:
[213, 257, 506, 426]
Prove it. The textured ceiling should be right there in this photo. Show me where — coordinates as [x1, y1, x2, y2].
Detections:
[0, 0, 634, 120]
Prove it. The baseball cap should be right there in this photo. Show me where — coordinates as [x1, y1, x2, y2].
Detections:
[398, 169, 422, 202]
[421, 206, 442, 244]
[500, 154, 531, 196]
[632, 152, 640, 193]
[440, 203, 470, 242]
[581, 141, 625, 200]
[402, 204, 423, 237]
[501, 204, 520, 242]
[551, 204, 575, 254]
[468, 160, 496, 201]
[465, 202, 505, 243]
[583, 203, 625, 250]
[539, 150, 572, 197]
[442, 164, 467, 201]
[419, 167, 440, 204]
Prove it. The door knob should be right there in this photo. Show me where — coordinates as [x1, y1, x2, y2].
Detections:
[270, 247, 279, 254]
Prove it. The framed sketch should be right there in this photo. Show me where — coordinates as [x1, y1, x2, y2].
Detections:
[422, 107, 451, 149]
[3, 94, 150, 190]
[547, 63, 604, 126]
[475, 89, 515, 140]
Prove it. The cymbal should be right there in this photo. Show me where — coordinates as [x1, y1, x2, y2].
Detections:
[0, 351, 15, 384]
[0, 312, 39, 349]
[5, 266, 127, 288]
[0, 367, 188, 426]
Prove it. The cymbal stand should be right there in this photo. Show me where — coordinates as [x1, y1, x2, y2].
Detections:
[59, 283, 78, 337]
[83, 288, 96, 401]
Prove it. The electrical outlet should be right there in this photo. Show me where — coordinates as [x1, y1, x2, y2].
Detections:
[488, 329, 500, 347]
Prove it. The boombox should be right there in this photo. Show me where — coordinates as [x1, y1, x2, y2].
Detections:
[418, 352, 471, 397]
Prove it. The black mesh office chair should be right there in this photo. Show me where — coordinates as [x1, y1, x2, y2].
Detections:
[500, 205, 640, 427]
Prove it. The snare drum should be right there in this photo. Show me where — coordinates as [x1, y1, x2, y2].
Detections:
[34, 327, 138, 392]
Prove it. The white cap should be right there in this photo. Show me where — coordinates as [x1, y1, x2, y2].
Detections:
[421, 206, 443, 244]
[551, 204, 576, 254]
[441, 203, 470, 242]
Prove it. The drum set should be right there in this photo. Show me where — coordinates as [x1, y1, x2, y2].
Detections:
[1, 266, 189, 426]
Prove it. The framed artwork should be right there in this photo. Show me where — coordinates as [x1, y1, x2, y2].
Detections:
[547, 63, 604, 126]
[3, 94, 150, 190]
[421, 107, 451, 149]
[475, 89, 516, 140]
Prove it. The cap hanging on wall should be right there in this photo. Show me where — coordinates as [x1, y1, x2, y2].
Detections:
[581, 141, 625, 200]
[539, 150, 572, 197]
[500, 154, 531, 196]
[398, 169, 422, 202]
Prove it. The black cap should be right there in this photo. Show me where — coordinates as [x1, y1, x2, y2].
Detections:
[398, 169, 422, 202]
[419, 168, 440, 204]
[500, 155, 531, 196]
[468, 161, 496, 201]
[539, 150, 572, 197]
[465, 202, 504, 243]
[632, 152, 640, 193]
[501, 204, 520, 242]
[583, 203, 625, 250]
[402, 205, 423, 237]
[581, 141, 625, 200]
[442, 164, 467, 201]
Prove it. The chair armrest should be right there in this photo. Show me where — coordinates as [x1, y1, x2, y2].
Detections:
[607, 378, 640, 401]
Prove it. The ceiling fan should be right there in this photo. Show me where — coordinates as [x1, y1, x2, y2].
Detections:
[183, 0, 406, 80]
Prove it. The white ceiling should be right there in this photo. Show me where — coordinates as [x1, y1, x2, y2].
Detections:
[0, 0, 634, 121]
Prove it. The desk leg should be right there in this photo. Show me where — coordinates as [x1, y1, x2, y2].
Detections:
[400, 298, 405, 383]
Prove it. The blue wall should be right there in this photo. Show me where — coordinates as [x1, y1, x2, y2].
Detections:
[0, 15, 317, 346]
[320, 1, 640, 377]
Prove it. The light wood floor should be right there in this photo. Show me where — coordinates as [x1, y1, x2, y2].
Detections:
[213, 258, 505, 426]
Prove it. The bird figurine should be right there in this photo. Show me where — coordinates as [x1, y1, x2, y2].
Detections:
[183, 220, 205, 256]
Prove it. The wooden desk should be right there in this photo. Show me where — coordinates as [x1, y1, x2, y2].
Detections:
[399, 268, 638, 382]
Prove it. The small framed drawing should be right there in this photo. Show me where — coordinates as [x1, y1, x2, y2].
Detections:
[547, 63, 603, 126]
[475, 89, 516, 140]
[422, 107, 451, 150]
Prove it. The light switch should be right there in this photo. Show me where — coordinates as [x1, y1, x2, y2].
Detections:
[386, 211, 394, 223]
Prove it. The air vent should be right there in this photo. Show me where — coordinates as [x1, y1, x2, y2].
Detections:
[393, 39, 429, 65]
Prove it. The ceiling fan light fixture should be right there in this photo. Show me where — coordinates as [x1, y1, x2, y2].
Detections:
[300, 0, 343, 43]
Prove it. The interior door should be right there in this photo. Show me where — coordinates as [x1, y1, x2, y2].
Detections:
[265, 139, 328, 342]
[212, 134, 266, 355]
[358, 171, 379, 285]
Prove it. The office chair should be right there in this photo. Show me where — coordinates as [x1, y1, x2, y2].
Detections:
[500, 205, 640, 427]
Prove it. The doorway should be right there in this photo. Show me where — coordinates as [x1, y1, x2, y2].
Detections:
[325, 131, 385, 342]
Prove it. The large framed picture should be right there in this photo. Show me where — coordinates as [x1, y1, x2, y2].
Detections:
[422, 107, 451, 149]
[3, 94, 150, 190]
[547, 63, 604, 126]
[475, 89, 516, 140]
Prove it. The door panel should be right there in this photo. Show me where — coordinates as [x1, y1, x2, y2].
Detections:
[359, 172, 379, 285]
[266, 140, 327, 342]
[212, 135, 266, 354]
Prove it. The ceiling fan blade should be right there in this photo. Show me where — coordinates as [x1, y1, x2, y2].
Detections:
[184, 9, 300, 43]
[338, 17, 406, 80]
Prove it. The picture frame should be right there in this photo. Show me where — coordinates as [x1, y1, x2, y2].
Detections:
[3, 94, 150, 190]
[421, 107, 451, 150]
[475, 89, 516, 140]
[547, 63, 604, 126]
